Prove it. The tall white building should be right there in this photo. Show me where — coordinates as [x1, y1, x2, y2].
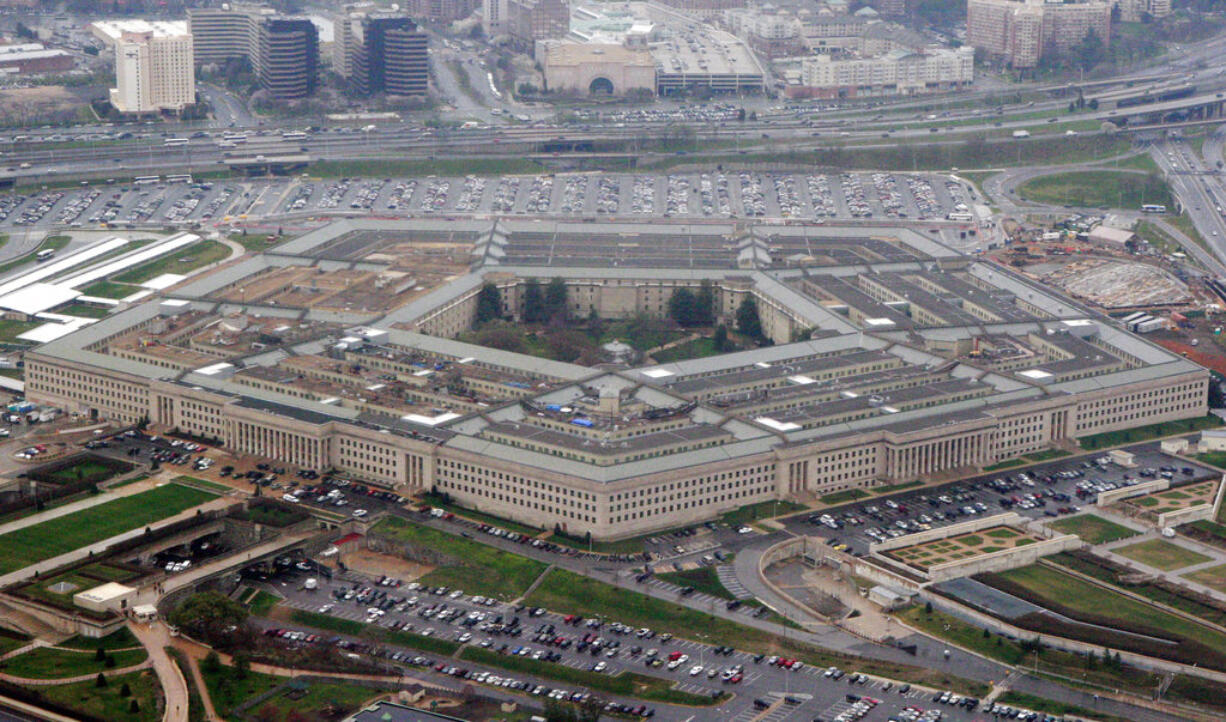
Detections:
[801, 46, 973, 98]
[109, 28, 195, 114]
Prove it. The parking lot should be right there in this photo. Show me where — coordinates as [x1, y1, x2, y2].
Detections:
[784, 445, 1220, 555]
[259, 567, 1010, 722]
[0, 171, 978, 232]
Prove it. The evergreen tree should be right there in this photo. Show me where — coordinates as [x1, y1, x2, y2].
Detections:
[668, 288, 698, 327]
[544, 277, 569, 320]
[95, 672, 107, 688]
[735, 296, 764, 340]
[120, 682, 132, 697]
[713, 324, 730, 352]
[474, 283, 503, 325]
[522, 279, 545, 323]
[95, 647, 106, 662]
[129, 699, 140, 714]
[695, 280, 716, 326]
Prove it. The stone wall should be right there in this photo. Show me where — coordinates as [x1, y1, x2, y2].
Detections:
[1098, 479, 1168, 506]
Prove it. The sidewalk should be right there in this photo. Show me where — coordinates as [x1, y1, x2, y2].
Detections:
[128, 621, 190, 722]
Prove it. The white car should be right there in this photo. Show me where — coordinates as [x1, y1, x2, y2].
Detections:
[738, 526, 754, 534]
[689, 665, 704, 676]
[352, 508, 367, 517]
[593, 661, 608, 672]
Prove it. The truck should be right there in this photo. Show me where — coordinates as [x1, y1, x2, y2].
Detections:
[7, 401, 33, 414]
[1012, 130, 1031, 139]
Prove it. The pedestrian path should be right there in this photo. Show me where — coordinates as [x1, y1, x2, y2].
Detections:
[717, 564, 754, 600]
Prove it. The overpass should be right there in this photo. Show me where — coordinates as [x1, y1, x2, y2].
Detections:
[223, 153, 312, 176]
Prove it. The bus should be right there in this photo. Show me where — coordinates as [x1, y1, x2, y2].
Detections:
[165, 174, 192, 184]
[946, 212, 974, 222]
[222, 132, 247, 144]
[36, 249, 55, 261]
[134, 176, 160, 186]
[281, 131, 307, 142]
[1141, 204, 1167, 214]
[163, 137, 189, 147]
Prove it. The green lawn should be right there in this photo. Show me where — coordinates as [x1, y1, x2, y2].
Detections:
[231, 233, 283, 252]
[38, 669, 161, 722]
[81, 280, 141, 300]
[58, 627, 139, 651]
[524, 569, 987, 696]
[0, 483, 217, 575]
[819, 489, 870, 506]
[651, 337, 726, 363]
[1047, 514, 1139, 545]
[995, 691, 1129, 722]
[1183, 563, 1226, 594]
[55, 303, 111, 319]
[370, 517, 547, 600]
[170, 476, 233, 494]
[1079, 415, 1223, 450]
[199, 661, 282, 718]
[248, 590, 281, 617]
[0, 318, 40, 344]
[0, 234, 69, 277]
[993, 564, 1226, 652]
[720, 500, 805, 526]
[0, 646, 147, 679]
[1113, 539, 1212, 571]
[254, 681, 387, 721]
[0, 630, 29, 656]
[1018, 170, 1172, 210]
[655, 566, 736, 600]
[112, 241, 232, 284]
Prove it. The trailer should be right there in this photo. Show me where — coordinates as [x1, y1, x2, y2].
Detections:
[1135, 318, 1168, 333]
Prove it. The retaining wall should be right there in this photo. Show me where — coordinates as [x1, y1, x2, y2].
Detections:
[924, 533, 1082, 583]
[1098, 479, 1168, 506]
[868, 512, 1025, 554]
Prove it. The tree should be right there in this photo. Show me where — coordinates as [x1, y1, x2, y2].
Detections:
[120, 682, 132, 697]
[694, 280, 716, 326]
[1209, 373, 1225, 409]
[95, 647, 106, 662]
[1074, 29, 1107, 72]
[521, 279, 545, 323]
[474, 283, 502, 325]
[924, 601, 933, 614]
[544, 277, 569, 321]
[129, 699, 140, 714]
[201, 650, 222, 674]
[95, 672, 108, 688]
[168, 592, 249, 646]
[234, 653, 250, 680]
[104, 654, 116, 668]
[668, 288, 699, 327]
[735, 296, 764, 340]
[713, 324, 730, 352]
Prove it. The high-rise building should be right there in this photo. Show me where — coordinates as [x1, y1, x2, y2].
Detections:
[187, 4, 319, 99]
[967, 0, 1110, 69]
[109, 27, 195, 114]
[483, 0, 509, 36]
[504, 0, 570, 49]
[336, 13, 428, 96]
[407, 0, 477, 23]
[1114, 0, 1171, 22]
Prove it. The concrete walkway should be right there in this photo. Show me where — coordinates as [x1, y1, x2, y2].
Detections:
[128, 621, 190, 722]
[1095, 530, 1226, 605]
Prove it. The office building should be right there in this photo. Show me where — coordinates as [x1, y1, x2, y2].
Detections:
[505, 0, 570, 48]
[407, 0, 477, 23]
[108, 28, 195, 114]
[967, 0, 1110, 69]
[187, 5, 319, 99]
[24, 219, 1208, 541]
[0, 43, 73, 75]
[336, 14, 428, 96]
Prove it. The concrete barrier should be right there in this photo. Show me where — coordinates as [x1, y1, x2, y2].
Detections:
[868, 512, 1025, 554]
[1098, 479, 1168, 506]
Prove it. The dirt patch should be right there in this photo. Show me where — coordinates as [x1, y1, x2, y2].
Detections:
[0, 86, 98, 126]
[342, 548, 434, 580]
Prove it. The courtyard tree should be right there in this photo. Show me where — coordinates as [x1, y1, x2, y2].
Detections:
[544, 277, 569, 321]
[474, 282, 503, 325]
[169, 592, 249, 645]
[735, 296, 764, 340]
[695, 280, 716, 326]
[522, 279, 545, 323]
[668, 288, 699, 327]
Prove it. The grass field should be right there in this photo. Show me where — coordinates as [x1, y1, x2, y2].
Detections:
[0, 483, 217, 575]
[199, 661, 282, 718]
[253, 681, 387, 721]
[56, 303, 111, 319]
[720, 500, 805, 526]
[655, 566, 736, 600]
[248, 590, 281, 617]
[1017, 170, 1172, 210]
[112, 240, 231, 284]
[0, 318, 40, 344]
[1183, 563, 1226, 593]
[1112, 539, 1212, 571]
[58, 628, 139, 651]
[0, 646, 147, 679]
[0, 630, 29, 656]
[994, 564, 1226, 651]
[1080, 415, 1223, 450]
[1047, 514, 1139, 545]
[524, 569, 987, 696]
[81, 280, 141, 300]
[819, 489, 870, 505]
[371, 517, 547, 600]
[38, 669, 161, 722]
[650, 337, 724, 363]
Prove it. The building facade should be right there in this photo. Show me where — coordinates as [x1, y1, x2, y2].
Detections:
[967, 0, 1111, 69]
[543, 43, 656, 95]
[505, 0, 571, 48]
[187, 5, 319, 99]
[336, 14, 429, 96]
[799, 46, 973, 98]
[109, 29, 195, 114]
[22, 220, 1210, 541]
[0, 43, 73, 75]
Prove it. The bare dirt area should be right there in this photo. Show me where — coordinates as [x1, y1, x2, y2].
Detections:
[341, 548, 434, 581]
[1042, 259, 1190, 308]
[0, 86, 95, 126]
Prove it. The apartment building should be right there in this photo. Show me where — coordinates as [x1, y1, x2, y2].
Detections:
[187, 5, 319, 99]
[407, 0, 478, 23]
[800, 45, 974, 97]
[109, 28, 195, 113]
[967, 0, 1111, 69]
[335, 14, 429, 96]
[1115, 0, 1171, 23]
